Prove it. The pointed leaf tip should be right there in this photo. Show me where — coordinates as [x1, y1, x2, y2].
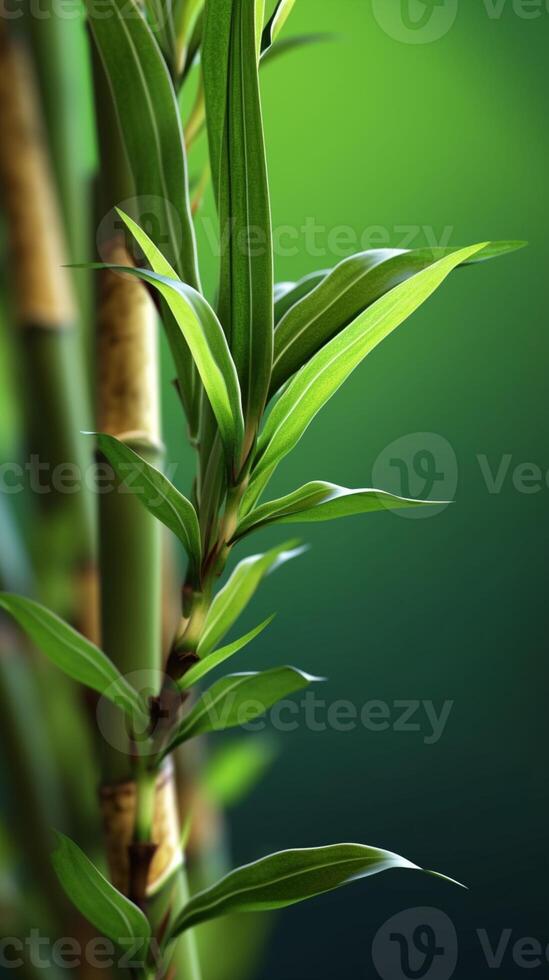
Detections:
[168, 842, 422, 937]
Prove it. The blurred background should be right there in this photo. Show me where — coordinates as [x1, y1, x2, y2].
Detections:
[0, 1, 547, 978]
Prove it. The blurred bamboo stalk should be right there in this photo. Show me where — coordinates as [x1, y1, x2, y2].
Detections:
[26, 4, 93, 264]
[0, 12, 100, 846]
[25, 1, 94, 342]
[0, 23, 105, 975]
[0, 17, 96, 635]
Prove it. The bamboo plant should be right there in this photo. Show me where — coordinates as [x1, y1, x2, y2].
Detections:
[0, 0, 524, 977]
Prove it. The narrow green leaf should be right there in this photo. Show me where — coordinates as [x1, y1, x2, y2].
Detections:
[179, 615, 275, 690]
[52, 833, 150, 947]
[274, 269, 330, 324]
[201, 737, 277, 807]
[271, 242, 524, 397]
[234, 482, 443, 539]
[255, 0, 266, 54]
[92, 219, 244, 467]
[95, 433, 202, 576]
[198, 540, 305, 656]
[85, 0, 199, 288]
[252, 244, 487, 489]
[145, 0, 176, 66]
[86, 0, 201, 432]
[433, 240, 527, 263]
[261, 0, 296, 50]
[164, 666, 318, 751]
[169, 843, 421, 936]
[0, 595, 148, 726]
[272, 249, 405, 396]
[117, 212, 244, 461]
[203, 0, 274, 431]
[173, 0, 204, 71]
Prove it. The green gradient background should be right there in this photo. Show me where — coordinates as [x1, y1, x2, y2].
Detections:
[163, 2, 547, 977]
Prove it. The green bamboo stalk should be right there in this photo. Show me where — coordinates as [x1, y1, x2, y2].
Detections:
[26, 8, 93, 253]
[0, 494, 67, 935]
[93, 46, 162, 782]
[0, 20, 95, 628]
[0, 20, 101, 858]
[92, 48, 201, 980]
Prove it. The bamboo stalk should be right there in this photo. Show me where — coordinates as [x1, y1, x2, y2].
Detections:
[95, 234, 163, 782]
[25, 5, 93, 270]
[0, 493, 68, 941]
[92, 47, 201, 980]
[25, 2, 94, 348]
[0, 16, 101, 854]
[0, 19, 96, 631]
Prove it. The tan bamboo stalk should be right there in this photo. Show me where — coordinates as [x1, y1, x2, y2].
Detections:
[0, 18, 96, 638]
[92, 49, 202, 973]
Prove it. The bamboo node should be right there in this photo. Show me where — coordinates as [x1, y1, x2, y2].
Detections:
[99, 760, 182, 897]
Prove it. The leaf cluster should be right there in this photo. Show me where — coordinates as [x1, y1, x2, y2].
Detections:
[0, 0, 521, 963]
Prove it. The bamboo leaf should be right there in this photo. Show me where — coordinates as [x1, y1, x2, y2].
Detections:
[85, 0, 199, 288]
[180, 615, 275, 690]
[95, 433, 202, 576]
[252, 244, 487, 489]
[255, 0, 266, 54]
[92, 220, 244, 466]
[444, 240, 526, 262]
[0, 595, 148, 727]
[198, 540, 305, 656]
[116, 210, 243, 461]
[51, 833, 150, 947]
[114, 266, 242, 465]
[261, 0, 296, 50]
[271, 242, 526, 397]
[203, 0, 274, 432]
[274, 269, 330, 324]
[173, 0, 204, 73]
[86, 0, 201, 434]
[235, 483, 443, 539]
[163, 666, 318, 751]
[145, 0, 176, 66]
[169, 843, 422, 936]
